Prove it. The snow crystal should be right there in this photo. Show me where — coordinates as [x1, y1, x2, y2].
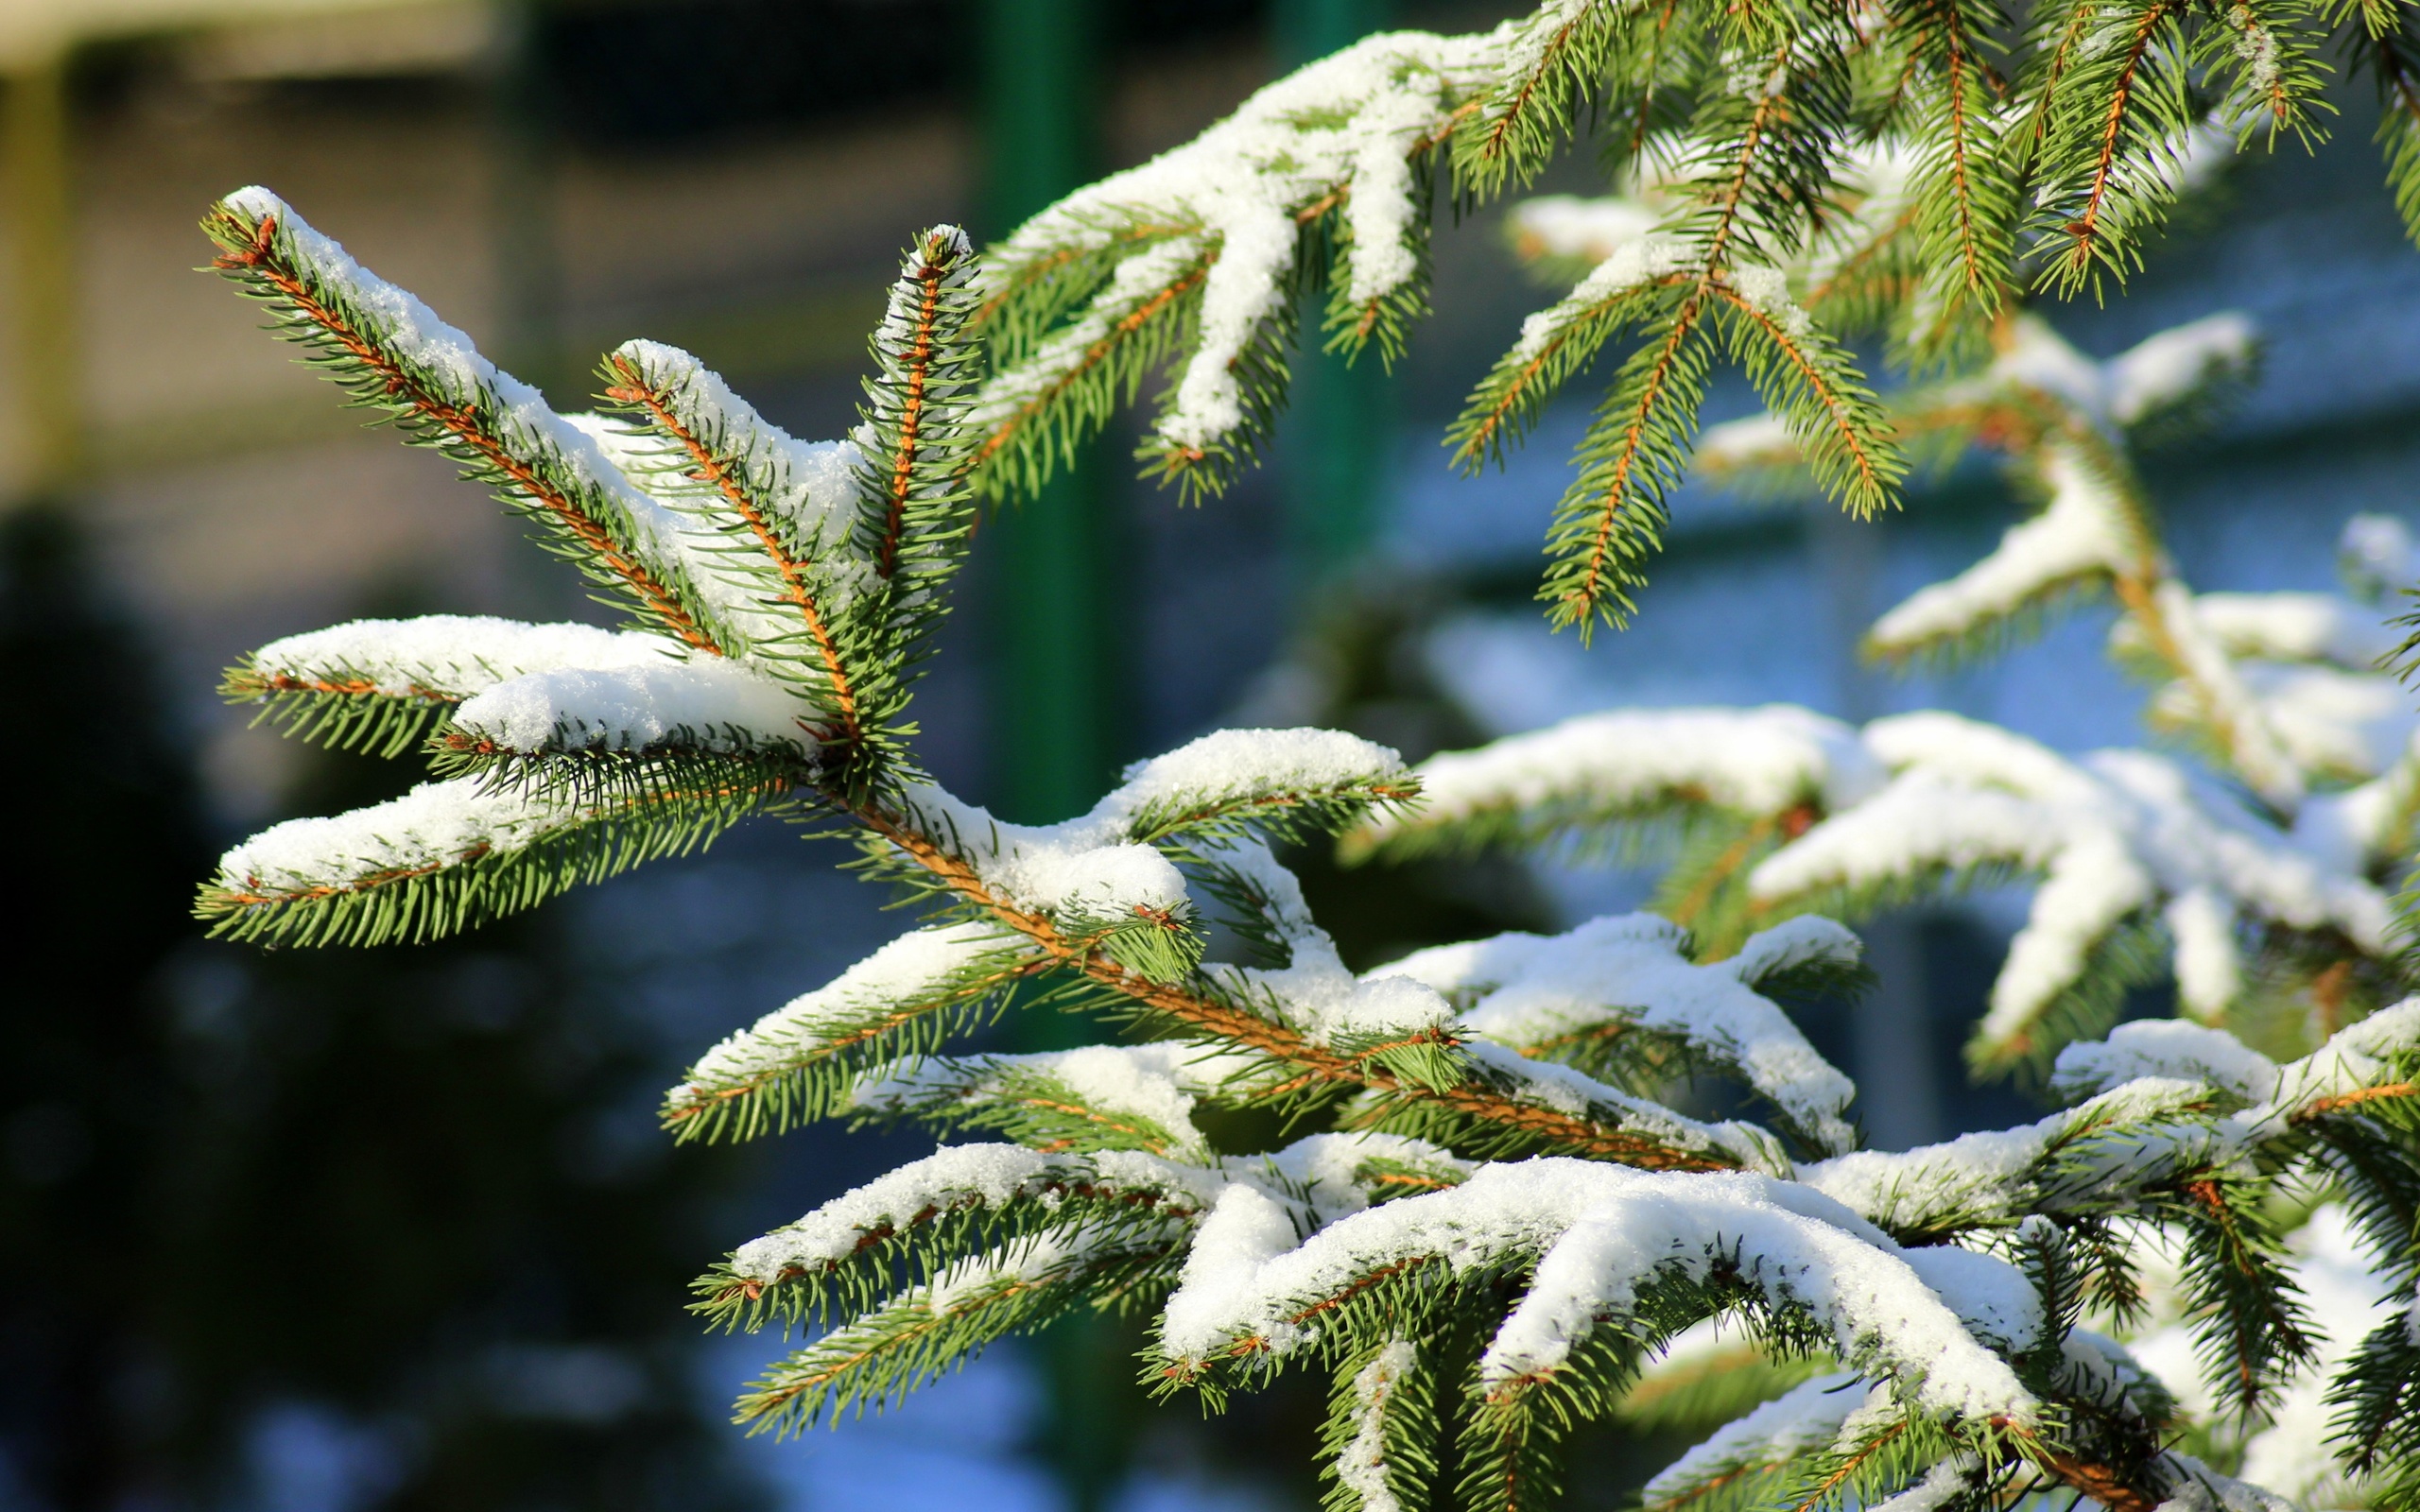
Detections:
[453, 660, 812, 754]
[1728, 265, 1812, 339]
[215, 778, 572, 895]
[248, 616, 680, 698]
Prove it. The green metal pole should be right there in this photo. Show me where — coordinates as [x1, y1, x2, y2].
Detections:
[1276, 0, 1393, 587]
[983, 0, 1113, 831]
[978, 9, 1124, 1512]
[6, 52, 79, 504]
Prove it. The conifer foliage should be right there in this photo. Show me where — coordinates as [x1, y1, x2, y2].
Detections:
[188, 2, 2420, 1509]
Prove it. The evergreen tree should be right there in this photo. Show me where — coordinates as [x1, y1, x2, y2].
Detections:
[183, 5, 2420, 1509]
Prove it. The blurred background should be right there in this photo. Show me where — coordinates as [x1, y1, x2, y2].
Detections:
[9, 1, 2420, 1509]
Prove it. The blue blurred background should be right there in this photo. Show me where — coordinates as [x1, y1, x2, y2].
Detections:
[7, 1, 2420, 1509]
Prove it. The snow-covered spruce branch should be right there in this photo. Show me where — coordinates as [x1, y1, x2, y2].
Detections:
[190, 169, 2420, 1512]
[962, 0, 2372, 632]
[1353, 699, 2406, 1074]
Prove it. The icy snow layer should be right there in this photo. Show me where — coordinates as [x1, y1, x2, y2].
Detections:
[1749, 713, 2393, 1042]
[671, 922, 1033, 1108]
[1642, 1373, 1874, 1508]
[213, 778, 577, 896]
[1156, 1157, 2036, 1423]
[452, 659, 813, 754]
[1357, 704, 1885, 848]
[975, 28, 1503, 455]
[729, 1143, 1219, 1283]
[1866, 438, 2135, 657]
[851, 1041, 1216, 1160]
[247, 616, 683, 698]
[1374, 914, 1862, 1154]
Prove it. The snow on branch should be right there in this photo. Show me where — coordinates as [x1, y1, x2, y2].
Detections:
[973, 29, 1502, 499]
[1374, 913, 1861, 1155]
[446, 659, 816, 760]
[849, 1041, 1218, 1160]
[199, 774, 769, 947]
[1156, 1155, 2034, 1429]
[224, 615, 685, 758]
[665, 921, 1048, 1142]
[1345, 705, 1882, 865]
[1747, 713, 2394, 1070]
[1865, 438, 2136, 662]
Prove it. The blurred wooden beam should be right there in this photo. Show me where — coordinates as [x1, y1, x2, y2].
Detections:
[5, 51, 78, 502]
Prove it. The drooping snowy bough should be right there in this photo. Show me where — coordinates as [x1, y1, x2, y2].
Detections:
[190, 172, 2420, 1512]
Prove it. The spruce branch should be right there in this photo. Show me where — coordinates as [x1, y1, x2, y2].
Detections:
[202, 192, 731, 654]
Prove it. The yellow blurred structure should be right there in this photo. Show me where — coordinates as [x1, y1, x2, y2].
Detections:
[3, 0, 484, 495]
